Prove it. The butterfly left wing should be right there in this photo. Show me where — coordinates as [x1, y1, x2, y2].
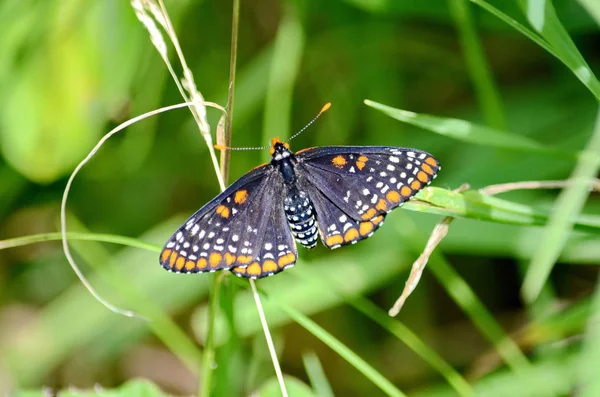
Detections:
[295, 146, 440, 246]
[160, 165, 279, 274]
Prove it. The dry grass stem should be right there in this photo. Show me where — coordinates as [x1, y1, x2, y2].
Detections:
[388, 183, 470, 316]
[480, 178, 600, 195]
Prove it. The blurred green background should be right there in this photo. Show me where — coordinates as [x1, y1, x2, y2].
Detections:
[1, 0, 599, 396]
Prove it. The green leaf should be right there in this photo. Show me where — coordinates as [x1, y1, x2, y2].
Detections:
[364, 100, 570, 156]
[522, 107, 600, 302]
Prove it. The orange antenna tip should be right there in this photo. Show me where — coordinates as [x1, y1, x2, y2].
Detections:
[214, 144, 228, 150]
[320, 102, 332, 114]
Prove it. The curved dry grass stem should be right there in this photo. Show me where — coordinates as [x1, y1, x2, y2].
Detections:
[389, 183, 470, 316]
[60, 101, 225, 319]
[250, 279, 289, 397]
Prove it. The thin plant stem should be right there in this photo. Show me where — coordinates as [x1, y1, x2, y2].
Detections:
[220, 0, 240, 182]
[200, 1, 241, 395]
[250, 279, 289, 397]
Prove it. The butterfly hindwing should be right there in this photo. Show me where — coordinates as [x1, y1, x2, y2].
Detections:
[230, 191, 298, 278]
[302, 181, 387, 248]
[296, 146, 440, 222]
[160, 165, 279, 274]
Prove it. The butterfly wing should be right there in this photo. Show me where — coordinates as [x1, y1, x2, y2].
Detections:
[296, 146, 439, 247]
[230, 193, 298, 279]
[160, 164, 280, 274]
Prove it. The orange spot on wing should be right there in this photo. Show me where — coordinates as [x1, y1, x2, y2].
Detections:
[185, 260, 196, 271]
[344, 228, 359, 242]
[400, 186, 413, 197]
[197, 258, 208, 269]
[216, 205, 230, 218]
[161, 249, 172, 263]
[225, 253, 236, 265]
[376, 199, 388, 211]
[247, 262, 262, 276]
[175, 256, 185, 270]
[237, 255, 253, 264]
[359, 222, 374, 236]
[169, 252, 177, 267]
[332, 155, 346, 168]
[234, 190, 248, 204]
[411, 180, 421, 190]
[362, 208, 377, 220]
[233, 266, 246, 275]
[325, 234, 344, 246]
[209, 252, 222, 268]
[386, 190, 401, 203]
[421, 163, 434, 175]
[263, 260, 278, 273]
[355, 155, 368, 170]
[417, 171, 429, 183]
[425, 157, 437, 166]
[278, 253, 296, 267]
[371, 215, 384, 225]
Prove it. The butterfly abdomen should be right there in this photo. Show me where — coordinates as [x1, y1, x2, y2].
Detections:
[284, 189, 319, 249]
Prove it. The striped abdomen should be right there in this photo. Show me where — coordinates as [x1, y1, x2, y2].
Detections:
[284, 190, 318, 248]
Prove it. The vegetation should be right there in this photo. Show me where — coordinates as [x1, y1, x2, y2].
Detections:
[0, 0, 599, 396]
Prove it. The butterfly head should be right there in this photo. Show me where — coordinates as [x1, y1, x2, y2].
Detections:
[269, 137, 292, 161]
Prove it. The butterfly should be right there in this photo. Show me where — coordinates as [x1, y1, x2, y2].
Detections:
[159, 137, 440, 279]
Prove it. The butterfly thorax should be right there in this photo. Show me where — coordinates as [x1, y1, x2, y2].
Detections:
[271, 141, 319, 248]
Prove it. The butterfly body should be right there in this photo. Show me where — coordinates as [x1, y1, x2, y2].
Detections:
[160, 139, 440, 279]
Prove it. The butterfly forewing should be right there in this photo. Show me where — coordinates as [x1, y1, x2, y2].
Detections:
[296, 146, 439, 246]
[160, 165, 278, 273]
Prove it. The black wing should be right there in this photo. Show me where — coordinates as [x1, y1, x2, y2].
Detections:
[160, 164, 280, 274]
[230, 191, 298, 279]
[295, 146, 440, 247]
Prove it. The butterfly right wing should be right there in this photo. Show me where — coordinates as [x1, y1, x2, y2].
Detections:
[160, 164, 278, 274]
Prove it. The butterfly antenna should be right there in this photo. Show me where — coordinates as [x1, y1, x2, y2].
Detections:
[214, 144, 271, 151]
[215, 103, 331, 151]
[286, 102, 331, 143]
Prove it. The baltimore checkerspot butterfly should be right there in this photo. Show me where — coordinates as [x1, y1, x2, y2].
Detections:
[160, 104, 440, 279]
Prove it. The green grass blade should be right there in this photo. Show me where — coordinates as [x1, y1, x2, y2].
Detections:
[273, 299, 406, 397]
[349, 297, 475, 397]
[303, 352, 335, 397]
[522, 107, 600, 302]
[262, 4, 304, 161]
[449, 0, 505, 130]
[364, 100, 572, 156]
[578, 276, 600, 397]
[577, 0, 600, 24]
[0, 231, 160, 252]
[520, 0, 600, 101]
[1, 217, 206, 385]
